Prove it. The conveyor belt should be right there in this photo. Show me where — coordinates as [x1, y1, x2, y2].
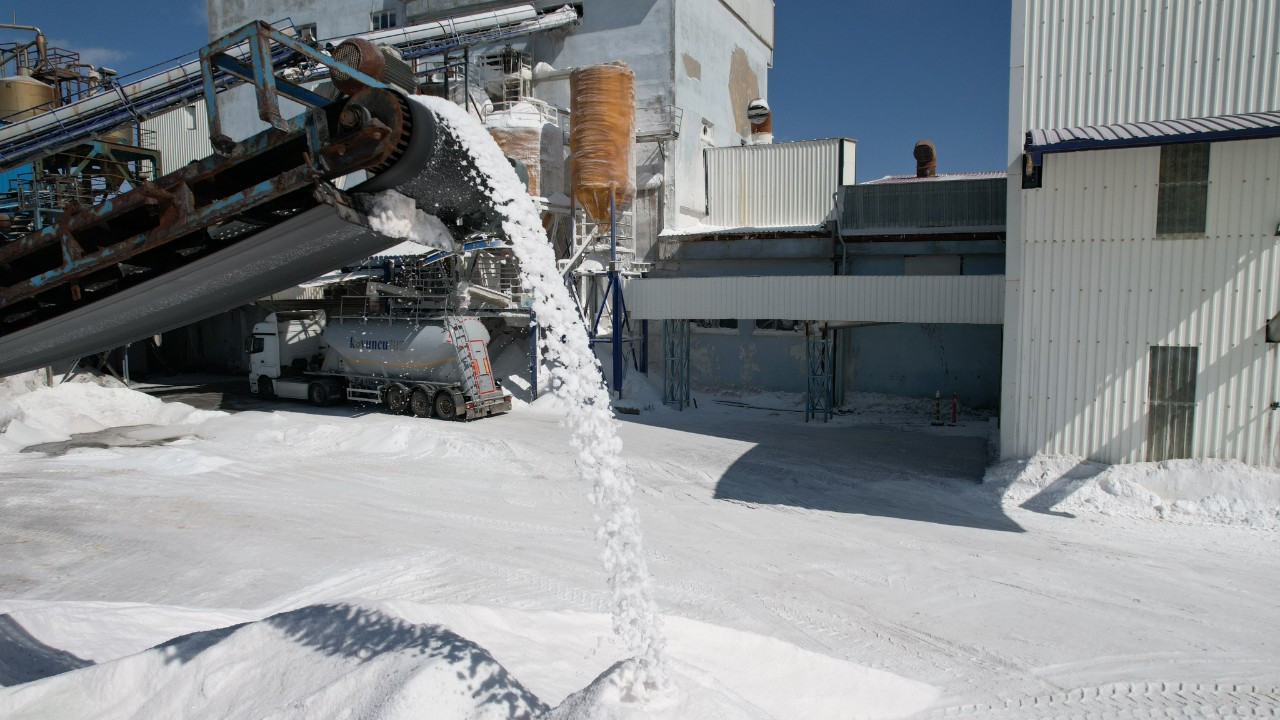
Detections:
[0, 206, 396, 374]
[0, 93, 505, 377]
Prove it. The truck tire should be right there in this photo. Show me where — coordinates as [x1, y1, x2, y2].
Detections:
[308, 382, 331, 407]
[257, 376, 274, 399]
[386, 383, 410, 414]
[433, 390, 458, 421]
[410, 388, 433, 418]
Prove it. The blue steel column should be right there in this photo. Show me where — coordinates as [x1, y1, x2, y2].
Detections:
[640, 319, 649, 374]
[610, 191, 622, 398]
[528, 312, 539, 400]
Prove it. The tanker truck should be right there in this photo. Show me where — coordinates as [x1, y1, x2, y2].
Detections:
[246, 311, 511, 420]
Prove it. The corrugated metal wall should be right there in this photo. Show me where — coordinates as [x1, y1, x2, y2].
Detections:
[705, 138, 853, 229]
[626, 275, 1004, 324]
[1020, 0, 1280, 131]
[141, 99, 213, 175]
[840, 178, 1007, 234]
[1003, 137, 1280, 464]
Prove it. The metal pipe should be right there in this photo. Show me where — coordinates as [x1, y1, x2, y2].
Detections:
[354, 5, 535, 47]
[0, 23, 46, 65]
[610, 190, 623, 397]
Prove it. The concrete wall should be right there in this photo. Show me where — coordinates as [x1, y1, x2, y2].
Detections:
[845, 324, 1002, 408]
[672, 0, 772, 226]
[687, 325, 807, 393]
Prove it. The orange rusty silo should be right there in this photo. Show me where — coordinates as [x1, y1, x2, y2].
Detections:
[569, 63, 635, 223]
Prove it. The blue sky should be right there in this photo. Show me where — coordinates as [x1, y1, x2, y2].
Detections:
[771, 1, 1012, 181]
[2, 1, 1010, 182]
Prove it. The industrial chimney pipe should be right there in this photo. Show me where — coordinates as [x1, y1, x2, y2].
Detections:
[913, 139, 937, 178]
[0, 23, 48, 67]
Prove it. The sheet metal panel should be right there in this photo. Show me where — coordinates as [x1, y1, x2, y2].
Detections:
[1020, 0, 1280, 134]
[840, 177, 1006, 234]
[1003, 137, 1280, 465]
[141, 99, 214, 175]
[625, 275, 1004, 324]
[705, 138, 852, 229]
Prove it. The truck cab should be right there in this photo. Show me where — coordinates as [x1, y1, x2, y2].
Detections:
[246, 311, 327, 396]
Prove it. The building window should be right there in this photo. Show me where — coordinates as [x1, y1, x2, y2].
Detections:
[371, 10, 397, 30]
[1156, 143, 1209, 237]
[1146, 346, 1198, 461]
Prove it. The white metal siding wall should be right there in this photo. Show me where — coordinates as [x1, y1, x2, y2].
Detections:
[626, 275, 1004, 324]
[1020, 0, 1280, 132]
[1005, 137, 1280, 464]
[705, 139, 851, 228]
[141, 99, 213, 175]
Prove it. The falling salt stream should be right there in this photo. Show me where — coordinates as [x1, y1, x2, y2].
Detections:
[367, 94, 668, 697]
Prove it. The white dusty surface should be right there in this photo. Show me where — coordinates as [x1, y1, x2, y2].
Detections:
[0, 377, 1277, 717]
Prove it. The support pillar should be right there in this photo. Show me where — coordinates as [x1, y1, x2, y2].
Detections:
[528, 312, 539, 400]
[610, 191, 623, 397]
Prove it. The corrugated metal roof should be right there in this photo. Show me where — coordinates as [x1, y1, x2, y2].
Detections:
[1026, 111, 1280, 154]
[862, 171, 1005, 185]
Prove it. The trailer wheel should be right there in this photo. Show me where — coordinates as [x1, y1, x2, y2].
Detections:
[386, 383, 410, 414]
[433, 390, 458, 421]
[308, 382, 331, 407]
[256, 376, 274, 399]
[410, 388, 433, 418]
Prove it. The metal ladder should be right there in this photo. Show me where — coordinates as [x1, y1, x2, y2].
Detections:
[446, 316, 497, 399]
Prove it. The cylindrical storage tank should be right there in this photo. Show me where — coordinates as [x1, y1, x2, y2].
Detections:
[0, 74, 56, 123]
[486, 102, 545, 196]
[569, 63, 634, 223]
[322, 317, 490, 383]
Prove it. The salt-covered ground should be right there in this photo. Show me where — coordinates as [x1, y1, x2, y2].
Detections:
[1, 373, 1278, 717]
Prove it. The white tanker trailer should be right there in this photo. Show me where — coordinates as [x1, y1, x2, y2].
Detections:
[246, 311, 511, 420]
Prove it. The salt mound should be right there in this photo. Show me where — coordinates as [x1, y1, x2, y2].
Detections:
[990, 454, 1280, 529]
[546, 659, 772, 720]
[0, 603, 547, 720]
[0, 371, 220, 452]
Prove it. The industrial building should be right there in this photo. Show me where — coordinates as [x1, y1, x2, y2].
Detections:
[1003, 0, 1280, 464]
[4, 0, 1280, 468]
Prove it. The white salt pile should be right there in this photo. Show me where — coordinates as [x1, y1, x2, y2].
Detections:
[989, 454, 1280, 529]
[397, 95, 669, 693]
[0, 370, 218, 453]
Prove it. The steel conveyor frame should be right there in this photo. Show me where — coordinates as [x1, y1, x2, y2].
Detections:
[0, 21, 512, 377]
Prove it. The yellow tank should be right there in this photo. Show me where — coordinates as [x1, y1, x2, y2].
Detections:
[569, 64, 634, 223]
[0, 73, 55, 123]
